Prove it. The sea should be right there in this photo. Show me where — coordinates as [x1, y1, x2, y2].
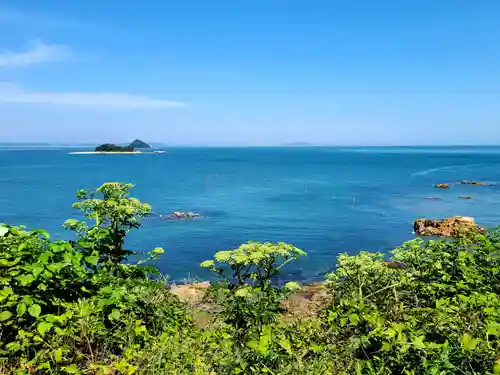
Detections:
[1, 145, 500, 283]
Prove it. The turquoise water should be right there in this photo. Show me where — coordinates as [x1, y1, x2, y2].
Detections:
[1, 146, 500, 282]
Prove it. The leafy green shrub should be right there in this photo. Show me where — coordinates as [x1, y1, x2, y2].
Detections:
[0, 224, 89, 369]
[63, 182, 151, 266]
[324, 232, 500, 374]
[199, 242, 307, 374]
[0, 184, 190, 374]
[4, 181, 500, 375]
[201, 242, 305, 340]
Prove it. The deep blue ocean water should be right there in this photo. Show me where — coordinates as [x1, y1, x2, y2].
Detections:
[2, 146, 500, 282]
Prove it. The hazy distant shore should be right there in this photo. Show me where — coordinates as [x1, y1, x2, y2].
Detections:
[69, 151, 165, 155]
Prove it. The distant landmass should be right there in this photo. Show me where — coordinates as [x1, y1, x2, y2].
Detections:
[95, 143, 135, 152]
[128, 139, 152, 149]
[282, 142, 317, 147]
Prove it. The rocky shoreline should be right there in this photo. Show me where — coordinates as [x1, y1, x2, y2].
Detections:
[173, 211, 488, 326]
[170, 281, 331, 324]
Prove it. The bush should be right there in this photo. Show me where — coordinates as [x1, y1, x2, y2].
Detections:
[323, 233, 500, 374]
[63, 182, 152, 266]
[0, 184, 190, 374]
[201, 242, 305, 341]
[3, 182, 500, 374]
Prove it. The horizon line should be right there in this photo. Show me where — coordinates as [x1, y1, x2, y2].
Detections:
[1, 142, 500, 148]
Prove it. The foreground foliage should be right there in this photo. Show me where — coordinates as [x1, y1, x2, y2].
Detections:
[1, 183, 500, 374]
[324, 234, 500, 374]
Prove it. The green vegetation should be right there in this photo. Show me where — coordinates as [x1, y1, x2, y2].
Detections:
[1, 183, 500, 374]
[94, 144, 135, 152]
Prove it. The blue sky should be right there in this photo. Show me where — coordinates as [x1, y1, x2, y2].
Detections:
[0, 0, 499, 146]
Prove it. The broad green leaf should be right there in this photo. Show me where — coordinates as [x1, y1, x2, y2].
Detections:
[0, 259, 19, 267]
[258, 325, 272, 354]
[381, 342, 392, 352]
[487, 323, 500, 335]
[247, 339, 259, 351]
[34, 229, 50, 239]
[100, 286, 113, 294]
[32, 266, 44, 278]
[84, 255, 99, 266]
[108, 309, 121, 320]
[37, 321, 53, 335]
[36, 362, 51, 370]
[135, 324, 147, 335]
[310, 345, 322, 353]
[279, 338, 292, 355]
[38, 253, 51, 263]
[5, 341, 21, 352]
[493, 362, 500, 374]
[412, 337, 426, 349]
[28, 304, 41, 318]
[62, 364, 81, 374]
[0, 287, 13, 297]
[0, 310, 12, 321]
[16, 274, 35, 286]
[9, 227, 20, 236]
[284, 281, 301, 291]
[0, 225, 8, 236]
[349, 313, 360, 326]
[16, 302, 26, 317]
[461, 333, 478, 350]
[54, 348, 63, 363]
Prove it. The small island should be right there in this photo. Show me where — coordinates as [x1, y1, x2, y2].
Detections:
[69, 140, 165, 155]
[95, 143, 135, 152]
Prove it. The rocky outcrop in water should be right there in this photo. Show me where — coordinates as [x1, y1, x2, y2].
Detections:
[414, 216, 483, 237]
[160, 211, 200, 220]
[459, 180, 493, 186]
[435, 183, 450, 189]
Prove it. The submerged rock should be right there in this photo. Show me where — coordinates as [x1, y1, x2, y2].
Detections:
[160, 211, 201, 220]
[414, 216, 484, 237]
[435, 183, 450, 189]
[459, 180, 493, 186]
[458, 196, 472, 199]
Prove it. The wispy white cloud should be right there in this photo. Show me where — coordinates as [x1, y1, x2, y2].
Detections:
[0, 84, 185, 109]
[0, 41, 68, 67]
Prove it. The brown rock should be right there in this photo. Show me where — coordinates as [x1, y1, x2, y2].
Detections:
[385, 261, 406, 269]
[170, 282, 211, 304]
[160, 211, 201, 220]
[172, 281, 331, 322]
[280, 283, 330, 318]
[414, 216, 483, 237]
[435, 183, 450, 189]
